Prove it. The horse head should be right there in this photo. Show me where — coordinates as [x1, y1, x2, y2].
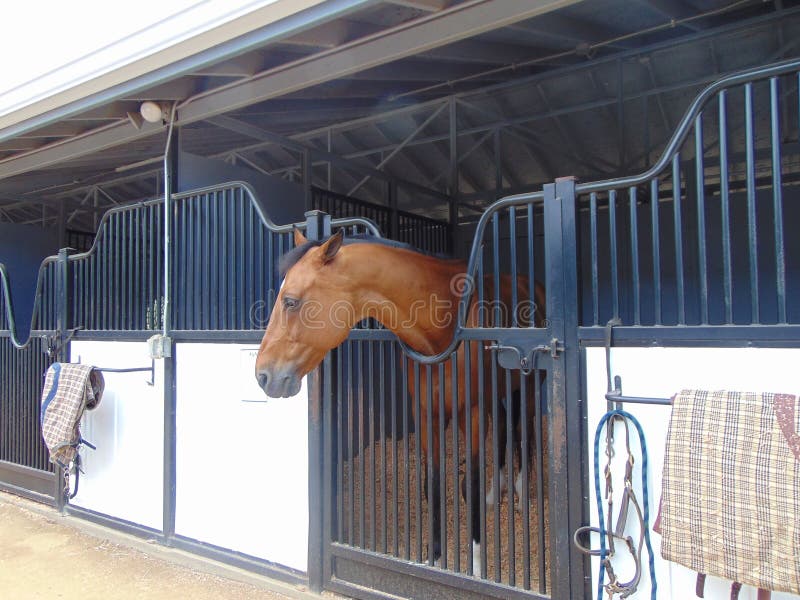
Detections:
[255, 227, 355, 397]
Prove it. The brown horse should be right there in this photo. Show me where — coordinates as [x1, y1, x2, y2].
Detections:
[255, 228, 545, 573]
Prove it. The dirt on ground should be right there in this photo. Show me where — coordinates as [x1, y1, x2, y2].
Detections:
[0, 492, 311, 600]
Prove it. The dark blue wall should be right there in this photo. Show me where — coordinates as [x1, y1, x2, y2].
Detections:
[178, 152, 306, 226]
[0, 223, 59, 337]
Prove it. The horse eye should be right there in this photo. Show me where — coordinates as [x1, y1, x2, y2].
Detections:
[283, 296, 300, 311]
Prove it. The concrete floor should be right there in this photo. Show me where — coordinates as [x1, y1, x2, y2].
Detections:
[0, 491, 331, 600]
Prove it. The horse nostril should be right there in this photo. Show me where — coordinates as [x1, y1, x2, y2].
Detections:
[256, 371, 269, 392]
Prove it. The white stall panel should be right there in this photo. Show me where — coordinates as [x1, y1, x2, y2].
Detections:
[585, 347, 800, 600]
[175, 343, 308, 572]
[70, 341, 164, 530]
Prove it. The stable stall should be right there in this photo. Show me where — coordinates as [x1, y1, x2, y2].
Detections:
[1, 2, 799, 599]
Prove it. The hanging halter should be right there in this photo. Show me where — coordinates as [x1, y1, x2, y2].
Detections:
[574, 319, 657, 599]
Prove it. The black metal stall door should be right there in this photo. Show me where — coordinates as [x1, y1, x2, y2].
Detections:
[316, 184, 584, 600]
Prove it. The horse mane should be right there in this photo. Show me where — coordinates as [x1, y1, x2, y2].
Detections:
[279, 232, 450, 278]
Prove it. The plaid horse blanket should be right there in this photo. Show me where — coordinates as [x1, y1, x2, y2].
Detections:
[40, 363, 104, 468]
[657, 390, 800, 596]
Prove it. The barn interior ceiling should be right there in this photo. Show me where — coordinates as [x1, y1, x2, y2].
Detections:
[0, 0, 798, 231]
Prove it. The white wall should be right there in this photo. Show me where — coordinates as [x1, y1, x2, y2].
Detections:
[174, 343, 308, 572]
[70, 341, 164, 530]
[585, 347, 800, 600]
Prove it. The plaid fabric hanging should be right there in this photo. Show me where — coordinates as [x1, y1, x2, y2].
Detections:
[656, 390, 800, 597]
[40, 363, 104, 468]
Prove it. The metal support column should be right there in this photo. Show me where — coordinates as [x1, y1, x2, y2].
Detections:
[162, 120, 179, 543]
[54, 247, 72, 511]
[543, 177, 587, 600]
[305, 209, 331, 592]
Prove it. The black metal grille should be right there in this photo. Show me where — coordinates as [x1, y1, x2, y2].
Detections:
[312, 187, 451, 254]
[0, 336, 53, 471]
[578, 64, 800, 329]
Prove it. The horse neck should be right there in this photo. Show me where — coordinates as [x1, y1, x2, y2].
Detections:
[345, 244, 463, 355]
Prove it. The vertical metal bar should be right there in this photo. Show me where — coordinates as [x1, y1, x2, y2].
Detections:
[149, 205, 155, 329]
[180, 199, 189, 329]
[609, 190, 619, 319]
[509, 206, 518, 327]
[629, 187, 640, 325]
[719, 90, 733, 324]
[126, 210, 133, 329]
[425, 364, 434, 567]
[402, 354, 411, 561]
[337, 348, 344, 544]
[156, 200, 163, 328]
[391, 344, 399, 557]
[770, 76, 786, 323]
[590, 193, 599, 326]
[534, 368, 546, 592]
[115, 211, 122, 329]
[414, 361, 422, 563]
[247, 199, 255, 329]
[438, 362, 447, 570]
[88, 237, 95, 330]
[477, 254, 487, 580]
[321, 353, 334, 585]
[347, 341, 355, 547]
[135, 209, 142, 330]
[369, 341, 376, 552]
[650, 179, 662, 325]
[239, 189, 246, 329]
[103, 216, 110, 329]
[211, 192, 219, 330]
[505, 370, 515, 586]
[672, 154, 686, 325]
[745, 83, 760, 323]
[527, 202, 536, 327]
[464, 339, 473, 576]
[520, 374, 531, 590]
[358, 342, 366, 550]
[490, 239, 502, 583]
[220, 190, 228, 329]
[307, 355, 326, 593]
[694, 114, 709, 324]
[380, 343, 387, 555]
[450, 352, 460, 573]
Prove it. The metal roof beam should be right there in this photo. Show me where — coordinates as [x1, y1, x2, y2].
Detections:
[207, 114, 450, 201]
[179, 0, 578, 122]
[0, 0, 576, 182]
[384, 0, 450, 11]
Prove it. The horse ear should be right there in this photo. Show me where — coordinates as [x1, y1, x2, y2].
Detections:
[320, 229, 344, 264]
[293, 227, 307, 247]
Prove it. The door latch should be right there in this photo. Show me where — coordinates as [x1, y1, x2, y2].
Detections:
[485, 338, 564, 373]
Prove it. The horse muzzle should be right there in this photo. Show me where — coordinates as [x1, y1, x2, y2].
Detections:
[256, 368, 302, 398]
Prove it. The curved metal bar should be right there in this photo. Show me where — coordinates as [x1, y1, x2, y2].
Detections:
[0, 257, 57, 349]
[0, 180, 379, 345]
[67, 180, 381, 264]
[397, 57, 800, 364]
[398, 190, 545, 364]
[576, 57, 800, 194]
